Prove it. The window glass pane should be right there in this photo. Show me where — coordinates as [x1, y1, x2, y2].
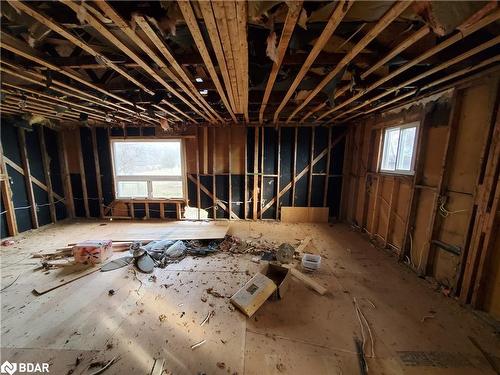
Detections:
[152, 181, 183, 198]
[113, 141, 181, 176]
[381, 128, 400, 171]
[117, 181, 148, 197]
[396, 127, 416, 171]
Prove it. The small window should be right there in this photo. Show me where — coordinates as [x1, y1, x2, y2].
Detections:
[111, 139, 184, 199]
[380, 122, 418, 174]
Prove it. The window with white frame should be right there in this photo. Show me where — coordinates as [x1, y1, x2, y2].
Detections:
[111, 139, 184, 199]
[380, 122, 419, 174]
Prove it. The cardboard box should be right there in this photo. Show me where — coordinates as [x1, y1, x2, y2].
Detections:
[230, 263, 291, 317]
[73, 240, 113, 264]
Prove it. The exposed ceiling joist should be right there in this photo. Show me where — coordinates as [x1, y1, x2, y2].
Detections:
[177, 0, 237, 123]
[287, 0, 413, 123]
[259, 1, 303, 125]
[272, 0, 353, 124]
[317, 8, 500, 122]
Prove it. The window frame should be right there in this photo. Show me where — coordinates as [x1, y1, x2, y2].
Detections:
[378, 121, 420, 176]
[109, 138, 186, 200]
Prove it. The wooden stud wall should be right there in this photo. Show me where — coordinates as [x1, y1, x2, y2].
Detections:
[341, 72, 500, 318]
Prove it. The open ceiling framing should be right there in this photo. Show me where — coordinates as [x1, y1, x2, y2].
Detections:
[0, 0, 498, 127]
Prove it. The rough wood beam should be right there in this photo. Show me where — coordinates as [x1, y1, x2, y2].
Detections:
[0, 31, 137, 108]
[288, 0, 412, 122]
[0, 143, 19, 236]
[272, 0, 353, 124]
[235, 0, 249, 122]
[133, 15, 224, 123]
[177, 0, 237, 122]
[65, 0, 207, 123]
[330, 36, 500, 122]
[57, 132, 74, 218]
[319, 9, 500, 121]
[259, 1, 302, 124]
[17, 128, 39, 228]
[361, 26, 430, 80]
[38, 127, 57, 223]
[0, 64, 156, 125]
[199, 1, 238, 113]
[211, 1, 241, 114]
[75, 130, 90, 218]
[9, 0, 152, 94]
[91, 127, 104, 218]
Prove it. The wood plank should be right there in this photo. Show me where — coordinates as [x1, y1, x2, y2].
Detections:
[244, 127, 248, 219]
[253, 127, 259, 219]
[331, 35, 500, 123]
[75, 130, 90, 218]
[0, 143, 18, 236]
[212, 128, 217, 220]
[38, 126, 56, 223]
[281, 207, 329, 223]
[323, 127, 332, 207]
[199, 1, 238, 113]
[17, 128, 39, 229]
[307, 127, 315, 206]
[361, 25, 430, 80]
[84, 1, 210, 123]
[320, 9, 500, 122]
[273, 0, 352, 123]
[91, 127, 104, 218]
[259, 1, 302, 124]
[229, 127, 233, 220]
[235, 0, 249, 121]
[58, 131, 75, 218]
[259, 127, 264, 219]
[187, 174, 238, 219]
[8, 0, 151, 94]
[292, 127, 298, 207]
[196, 127, 201, 219]
[177, 1, 237, 122]
[276, 127, 281, 220]
[289, 0, 412, 122]
[133, 15, 222, 123]
[33, 266, 100, 295]
[283, 266, 328, 295]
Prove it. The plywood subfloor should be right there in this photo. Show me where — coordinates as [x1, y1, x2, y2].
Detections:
[1, 220, 499, 374]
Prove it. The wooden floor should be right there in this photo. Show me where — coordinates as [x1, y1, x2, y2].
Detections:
[1, 220, 499, 374]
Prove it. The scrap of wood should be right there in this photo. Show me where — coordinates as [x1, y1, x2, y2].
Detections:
[284, 265, 327, 295]
[33, 266, 100, 295]
[150, 358, 165, 375]
[295, 236, 312, 253]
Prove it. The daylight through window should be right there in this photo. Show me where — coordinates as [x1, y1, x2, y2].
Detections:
[380, 122, 418, 174]
[111, 139, 184, 199]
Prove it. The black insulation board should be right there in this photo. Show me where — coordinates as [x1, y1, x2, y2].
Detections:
[1, 121, 33, 232]
[134, 203, 146, 219]
[313, 127, 328, 173]
[279, 127, 293, 191]
[70, 173, 85, 217]
[215, 175, 229, 219]
[200, 175, 213, 214]
[149, 203, 161, 218]
[96, 127, 114, 205]
[263, 127, 277, 174]
[187, 176, 197, 208]
[0, 193, 8, 238]
[110, 127, 124, 137]
[231, 175, 244, 219]
[126, 127, 140, 136]
[25, 127, 46, 183]
[33, 184, 51, 226]
[262, 176, 276, 219]
[80, 128, 99, 217]
[44, 127, 67, 220]
[328, 176, 343, 218]
[142, 127, 155, 136]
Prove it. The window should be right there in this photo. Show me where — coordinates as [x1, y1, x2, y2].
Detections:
[380, 122, 418, 174]
[111, 139, 184, 199]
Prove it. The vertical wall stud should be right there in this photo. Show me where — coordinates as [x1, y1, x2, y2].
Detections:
[307, 127, 315, 206]
[228, 127, 233, 220]
[212, 127, 217, 220]
[323, 126, 332, 207]
[252, 127, 259, 219]
[196, 126, 201, 220]
[0, 143, 18, 236]
[259, 126, 264, 219]
[276, 127, 281, 220]
[91, 127, 104, 218]
[244, 127, 248, 220]
[38, 127, 56, 223]
[58, 131, 75, 218]
[76, 130, 90, 218]
[18, 128, 39, 229]
[292, 126, 298, 207]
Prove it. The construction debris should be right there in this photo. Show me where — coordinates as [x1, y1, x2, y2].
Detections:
[190, 339, 206, 350]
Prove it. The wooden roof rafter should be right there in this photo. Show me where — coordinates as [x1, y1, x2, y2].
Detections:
[62, 0, 210, 124]
[286, 0, 413, 123]
[272, 0, 353, 124]
[317, 8, 500, 123]
[259, 1, 303, 125]
[177, 0, 237, 123]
